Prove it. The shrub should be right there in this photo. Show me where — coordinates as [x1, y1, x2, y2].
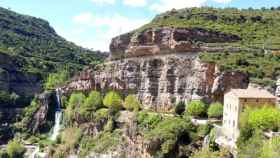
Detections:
[248, 107, 280, 131]
[261, 136, 280, 158]
[197, 124, 211, 137]
[187, 100, 207, 117]
[79, 130, 122, 156]
[137, 111, 162, 129]
[103, 91, 122, 110]
[45, 70, 69, 90]
[238, 131, 264, 158]
[207, 102, 223, 118]
[145, 117, 194, 155]
[65, 93, 85, 125]
[83, 91, 103, 111]
[124, 95, 141, 111]
[6, 139, 26, 158]
[68, 93, 86, 109]
[174, 101, 186, 115]
[190, 147, 219, 158]
[0, 150, 8, 158]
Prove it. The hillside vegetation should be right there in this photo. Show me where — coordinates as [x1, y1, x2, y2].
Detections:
[138, 7, 280, 87]
[0, 7, 106, 77]
[0, 7, 107, 107]
[141, 7, 280, 50]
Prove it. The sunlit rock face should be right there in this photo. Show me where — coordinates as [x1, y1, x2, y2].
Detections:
[109, 27, 241, 60]
[62, 27, 248, 112]
[94, 54, 216, 111]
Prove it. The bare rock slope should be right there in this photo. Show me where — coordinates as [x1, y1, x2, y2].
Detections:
[63, 27, 248, 111]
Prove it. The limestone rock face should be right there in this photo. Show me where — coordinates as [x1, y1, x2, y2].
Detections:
[110, 27, 241, 60]
[94, 54, 216, 111]
[62, 68, 94, 94]
[211, 71, 249, 101]
[62, 27, 247, 111]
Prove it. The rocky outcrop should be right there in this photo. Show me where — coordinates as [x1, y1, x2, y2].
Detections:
[211, 71, 249, 101]
[62, 27, 248, 111]
[93, 55, 248, 111]
[28, 91, 53, 133]
[0, 53, 42, 107]
[61, 68, 94, 95]
[110, 27, 241, 60]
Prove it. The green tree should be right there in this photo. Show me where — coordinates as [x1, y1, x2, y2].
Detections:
[6, 139, 26, 158]
[83, 91, 103, 111]
[103, 91, 122, 110]
[238, 131, 264, 158]
[248, 107, 280, 131]
[207, 102, 223, 118]
[261, 136, 280, 158]
[190, 147, 219, 158]
[174, 101, 186, 115]
[68, 93, 86, 109]
[124, 95, 141, 111]
[65, 93, 86, 125]
[45, 70, 69, 90]
[0, 150, 8, 158]
[187, 100, 207, 117]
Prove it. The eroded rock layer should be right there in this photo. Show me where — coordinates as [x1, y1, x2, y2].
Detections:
[62, 27, 248, 111]
[110, 27, 241, 60]
[96, 54, 250, 110]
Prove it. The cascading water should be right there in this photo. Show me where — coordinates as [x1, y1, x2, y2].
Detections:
[50, 88, 63, 141]
[29, 88, 63, 158]
[203, 134, 210, 147]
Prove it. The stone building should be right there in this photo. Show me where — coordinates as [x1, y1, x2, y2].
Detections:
[222, 88, 277, 140]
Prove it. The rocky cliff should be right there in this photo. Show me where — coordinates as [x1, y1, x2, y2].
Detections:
[0, 52, 42, 107]
[110, 27, 241, 60]
[62, 27, 249, 111]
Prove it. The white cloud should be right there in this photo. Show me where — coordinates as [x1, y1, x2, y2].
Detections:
[123, 0, 147, 7]
[73, 12, 94, 25]
[72, 12, 148, 51]
[212, 0, 233, 3]
[91, 0, 115, 5]
[150, 0, 208, 12]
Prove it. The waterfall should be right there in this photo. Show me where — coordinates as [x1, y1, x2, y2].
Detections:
[50, 88, 62, 141]
[203, 134, 210, 147]
[28, 89, 63, 158]
[29, 146, 39, 158]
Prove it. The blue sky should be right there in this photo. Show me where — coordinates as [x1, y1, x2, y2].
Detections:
[1, 0, 280, 51]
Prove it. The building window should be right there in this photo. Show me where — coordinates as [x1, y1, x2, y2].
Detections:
[233, 120, 235, 128]
[244, 99, 247, 102]
[256, 99, 259, 102]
